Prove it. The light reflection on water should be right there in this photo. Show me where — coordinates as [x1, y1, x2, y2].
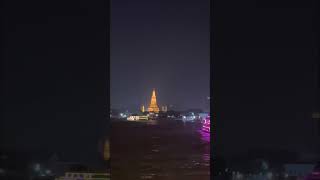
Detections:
[110, 120, 210, 180]
[199, 130, 210, 167]
[199, 129, 210, 143]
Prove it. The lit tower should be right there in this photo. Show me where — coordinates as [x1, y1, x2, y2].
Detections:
[161, 106, 168, 112]
[141, 105, 145, 113]
[148, 89, 160, 113]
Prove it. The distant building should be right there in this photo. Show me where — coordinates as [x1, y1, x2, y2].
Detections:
[166, 110, 181, 118]
[148, 89, 160, 113]
[182, 112, 197, 122]
[161, 106, 167, 112]
[141, 105, 145, 113]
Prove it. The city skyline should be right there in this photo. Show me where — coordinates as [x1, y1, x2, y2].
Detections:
[110, 0, 210, 112]
[111, 88, 210, 112]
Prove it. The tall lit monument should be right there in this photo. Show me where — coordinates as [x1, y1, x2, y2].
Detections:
[141, 105, 145, 113]
[148, 89, 160, 113]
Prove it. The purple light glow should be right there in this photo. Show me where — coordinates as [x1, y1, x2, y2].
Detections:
[199, 129, 210, 142]
[199, 116, 210, 143]
[202, 116, 210, 133]
[306, 172, 320, 180]
[199, 123, 210, 163]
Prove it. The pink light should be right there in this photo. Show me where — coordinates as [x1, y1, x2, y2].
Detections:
[202, 116, 210, 133]
[312, 172, 320, 175]
[199, 129, 210, 142]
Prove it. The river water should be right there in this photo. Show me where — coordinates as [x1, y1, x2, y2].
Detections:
[110, 119, 210, 180]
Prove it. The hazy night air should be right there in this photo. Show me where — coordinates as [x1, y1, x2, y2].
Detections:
[110, 0, 210, 112]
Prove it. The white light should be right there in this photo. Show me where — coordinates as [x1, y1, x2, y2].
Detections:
[45, 170, 51, 174]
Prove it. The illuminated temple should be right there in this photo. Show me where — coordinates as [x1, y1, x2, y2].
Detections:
[148, 89, 160, 113]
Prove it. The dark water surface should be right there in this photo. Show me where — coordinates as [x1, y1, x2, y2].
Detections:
[110, 119, 210, 180]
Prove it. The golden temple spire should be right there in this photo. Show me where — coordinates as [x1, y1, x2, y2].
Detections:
[148, 88, 159, 113]
[152, 88, 156, 96]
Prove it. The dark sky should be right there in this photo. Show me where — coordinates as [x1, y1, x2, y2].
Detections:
[110, 0, 210, 112]
[1, 0, 109, 165]
[213, 0, 319, 156]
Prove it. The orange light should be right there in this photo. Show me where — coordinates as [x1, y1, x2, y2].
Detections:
[148, 89, 160, 113]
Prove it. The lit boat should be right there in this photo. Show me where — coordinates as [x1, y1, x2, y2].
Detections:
[127, 115, 149, 121]
[202, 116, 210, 132]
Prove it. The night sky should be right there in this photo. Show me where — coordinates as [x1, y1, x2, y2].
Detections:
[213, 0, 319, 156]
[1, 0, 109, 165]
[110, 0, 210, 112]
